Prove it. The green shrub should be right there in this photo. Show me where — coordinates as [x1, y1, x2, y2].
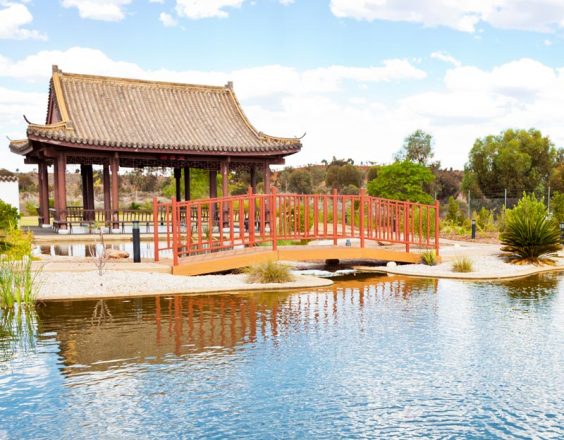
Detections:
[551, 191, 564, 223]
[452, 257, 473, 273]
[24, 201, 38, 216]
[0, 228, 33, 260]
[245, 260, 294, 284]
[129, 201, 141, 211]
[475, 207, 496, 232]
[0, 200, 19, 231]
[446, 196, 463, 224]
[500, 193, 560, 263]
[419, 250, 437, 266]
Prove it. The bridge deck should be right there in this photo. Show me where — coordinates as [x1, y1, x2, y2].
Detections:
[172, 245, 422, 276]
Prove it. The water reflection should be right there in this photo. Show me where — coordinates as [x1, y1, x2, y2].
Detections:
[0, 307, 38, 363]
[38, 241, 172, 259]
[35, 276, 438, 376]
[0, 274, 562, 439]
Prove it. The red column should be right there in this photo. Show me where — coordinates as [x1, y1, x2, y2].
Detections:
[250, 165, 257, 194]
[220, 161, 229, 198]
[38, 161, 50, 225]
[110, 154, 119, 227]
[103, 164, 111, 226]
[263, 162, 271, 194]
[174, 168, 182, 202]
[54, 151, 67, 227]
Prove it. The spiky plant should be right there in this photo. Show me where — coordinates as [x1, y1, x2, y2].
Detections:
[419, 250, 437, 266]
[500, 213, 561, 264]
[452, 257, 473, 273]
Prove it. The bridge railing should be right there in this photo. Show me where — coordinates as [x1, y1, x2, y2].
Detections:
[153, 188, 440, 265]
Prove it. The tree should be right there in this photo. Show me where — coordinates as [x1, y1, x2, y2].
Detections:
[367, 161, 435, 204]
[395, 129, 434, 165]
[326, 163, 362, 191]
[288, 169, 313, 194]
[463, 128, 560, 196]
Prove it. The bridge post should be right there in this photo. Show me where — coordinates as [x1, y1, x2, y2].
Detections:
[434, 200, 440, 256]
[248, 186, 255, 247]
[404, 202, 410, 253]
[153, 197, 159, 262]
[359, 189, 365, 248]
[271, 187, 277, 251]
[172, 197, 179, 266]
[333, 188, 338, 246]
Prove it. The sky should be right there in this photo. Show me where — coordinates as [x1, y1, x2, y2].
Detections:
[1, 0, 564, 172]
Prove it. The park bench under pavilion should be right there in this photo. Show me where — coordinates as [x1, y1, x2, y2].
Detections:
[9, 66, 302, 231]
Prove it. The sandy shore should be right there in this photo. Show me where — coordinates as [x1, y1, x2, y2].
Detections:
[36, 271, 333, 301]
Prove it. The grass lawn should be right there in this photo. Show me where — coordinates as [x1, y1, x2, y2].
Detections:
[20, 216, 39, 227]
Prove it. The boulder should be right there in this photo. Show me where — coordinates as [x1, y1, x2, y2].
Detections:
[107, 249, 130, 259]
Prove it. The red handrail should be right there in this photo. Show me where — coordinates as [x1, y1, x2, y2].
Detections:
[153, 189, 440, 264]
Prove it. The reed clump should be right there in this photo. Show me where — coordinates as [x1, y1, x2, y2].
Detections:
[419, 250, 437, 266]
[451, 257, 473, 273]
[245, 261, 294, 284]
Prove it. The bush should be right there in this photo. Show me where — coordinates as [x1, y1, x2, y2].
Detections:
[0, 200, 19, 231]
[0, 228, 33, 260]
[419, 250, 437, 266]
[245, 261, 294, 284]
[551, 191, 564, 223]
[452, 257, 473, 273]
[129, 201, 141, 211]
[475, 207, 496, 232]
[500, 193, 561, 264]
[24, 201, 38, 216]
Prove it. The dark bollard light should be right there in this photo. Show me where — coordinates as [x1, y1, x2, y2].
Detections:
[471, 219, 477, 240]
[132, 220, 141, 263]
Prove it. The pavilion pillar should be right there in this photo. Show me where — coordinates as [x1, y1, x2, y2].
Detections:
[110, 153, 120, 227]
[103, 164, 111, 226]
[263, 162, 271, 194]
[174, 168, 182, 202]
[183, 166, 190, 201]
[80, 164, 94, 220]
[220, 161, 229, 197]
[53, 151, 67, 227]
[38, 161, 50, 225]
[250, 165, 257, 194]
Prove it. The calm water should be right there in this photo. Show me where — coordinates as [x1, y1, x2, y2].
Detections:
[1, 274, 563, 439]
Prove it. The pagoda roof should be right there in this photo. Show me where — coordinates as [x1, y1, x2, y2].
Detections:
[10, 66, 302, 157]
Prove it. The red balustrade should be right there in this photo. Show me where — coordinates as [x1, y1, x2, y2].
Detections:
[153, 189, 440, 265]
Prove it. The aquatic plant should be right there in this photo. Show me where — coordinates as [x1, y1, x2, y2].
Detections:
[245, 260, 294, 284]
[419, 250, 437, 266]
[0, 256, 39, 308]
[500, 193, 561, 264]
[452, 257, 473, 273]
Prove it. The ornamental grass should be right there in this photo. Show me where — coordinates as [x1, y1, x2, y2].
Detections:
[245, 260, 294, 284]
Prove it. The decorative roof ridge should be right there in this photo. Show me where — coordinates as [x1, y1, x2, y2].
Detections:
[28, 121, 73, 131]
[56, 66, 229, 92]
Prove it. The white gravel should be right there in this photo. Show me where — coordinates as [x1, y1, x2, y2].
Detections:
[36, 271, 333, 301]
[382, 254, 564, 279]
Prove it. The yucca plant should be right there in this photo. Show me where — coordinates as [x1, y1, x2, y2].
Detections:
[245, 260, 294, 284]
[500, 193, 561, 264]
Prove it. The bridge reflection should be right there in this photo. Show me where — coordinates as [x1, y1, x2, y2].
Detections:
[38, 276, 438, 375]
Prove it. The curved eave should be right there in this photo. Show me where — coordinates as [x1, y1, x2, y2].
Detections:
[9, 139, 32, 156]
[27, 133, 302, 157]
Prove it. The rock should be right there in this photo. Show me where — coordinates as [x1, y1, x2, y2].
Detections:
[387, 261, 397, 268]
[107, 250, 129, 259]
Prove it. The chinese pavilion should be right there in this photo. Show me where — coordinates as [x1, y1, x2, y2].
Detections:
[9, 66, 302, 228]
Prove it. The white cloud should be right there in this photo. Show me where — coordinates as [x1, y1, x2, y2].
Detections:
[149, 0, 164, 3]
[159, 12, 177, 26]
[0, 3, 46, 40]
[175, 0, 244, 19]
[430, 51, 461, 67]
[280, 0, 294, 5]
[61, 0, 132, 21]
[330, 0, 564, 33]
[3, 48, 564, 171]
[543, 39, 552, 46]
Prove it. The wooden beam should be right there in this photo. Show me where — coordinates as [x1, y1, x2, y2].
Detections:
[263, 162, 271, 194]
[209, 170, 217, 198]
[250, 165, 257, 194]
[220, 161, 229, 197]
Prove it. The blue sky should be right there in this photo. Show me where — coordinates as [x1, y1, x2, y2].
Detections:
[2, 0, 564, 171]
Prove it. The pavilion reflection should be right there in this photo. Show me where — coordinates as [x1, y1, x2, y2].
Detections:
[37, 276, 438, 376]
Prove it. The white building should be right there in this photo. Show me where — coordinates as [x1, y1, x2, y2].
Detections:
[0, 175, 20, 213]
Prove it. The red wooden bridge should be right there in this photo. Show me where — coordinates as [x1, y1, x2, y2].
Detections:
[153, 189, 440, 275]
